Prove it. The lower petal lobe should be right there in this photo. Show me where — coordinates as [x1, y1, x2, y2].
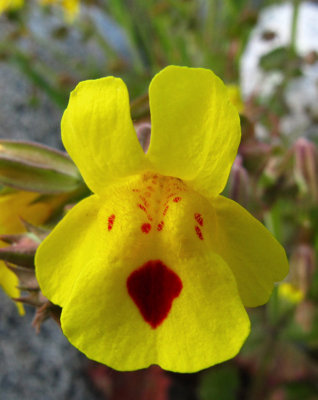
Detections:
[61, 250, 249, 372]
[211, 196, 289, 307]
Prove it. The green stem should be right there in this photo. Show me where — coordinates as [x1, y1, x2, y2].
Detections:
[290, 0, 301, 57]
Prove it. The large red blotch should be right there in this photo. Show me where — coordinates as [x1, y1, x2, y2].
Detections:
[127, 260, 182, 329]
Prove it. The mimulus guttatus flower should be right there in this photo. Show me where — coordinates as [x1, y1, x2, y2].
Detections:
[40, 0, 79, 19]
[35, 66, 288, 373]
[0, 0, 79, 18]
[0, 0, 23, 13]
[0, 190, 58, 314]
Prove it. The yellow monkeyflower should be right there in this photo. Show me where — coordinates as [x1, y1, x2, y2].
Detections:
[0, 190, 62, 314]
[40, 0, 79, 19]
[278, 282, 304, 304]
[0, 0, 23, 13]
[0, 0, 79, 19]
[35, 66, 288, 373]
[227, 84, 244, 114]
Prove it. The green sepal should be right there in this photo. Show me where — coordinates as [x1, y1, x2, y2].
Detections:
[0, 140, 82, 193]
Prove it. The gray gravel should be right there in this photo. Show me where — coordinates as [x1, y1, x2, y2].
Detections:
[0, 62, 62, 147]
[0, 292, 102, 400]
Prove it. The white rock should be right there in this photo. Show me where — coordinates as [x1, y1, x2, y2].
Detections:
[240, 1, 318, 139]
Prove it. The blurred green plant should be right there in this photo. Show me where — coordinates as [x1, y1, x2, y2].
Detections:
[0, 0, 260, 108]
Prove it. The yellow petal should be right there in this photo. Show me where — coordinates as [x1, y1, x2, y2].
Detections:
[36, 172, 249, 372]
[0, 190, 56, 234]
[211, 196, 289, 307]
[61, 251, 249, 372]
[0, 0, 23, 13]
[61, 78, 149, 195]
[35, 194, 101, 307]
[227, 84, 244, 113]
[278, 282, 304, 304]
[62, 0, 79, 17]
[0, 189, 63, 313]
[0, 260, 25, 315]
[147, 66, 241, 198]
[40, 0, 79, 20]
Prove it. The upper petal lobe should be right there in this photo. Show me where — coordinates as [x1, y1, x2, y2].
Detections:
[147, 66, 241, 198]
[62, 77, 149, 195]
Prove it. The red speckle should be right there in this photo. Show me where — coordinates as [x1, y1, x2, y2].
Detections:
[132, 189, 140, 192]
[195, 226, 204, 240]
[127, 260, 182, 328]
[145, 192, 151, 198]
[138, 204, 147, 212]
[157, 221, 164, 231]
[147, 186, 154, 191]
[108, 214, 115, 231]
[139, 196, 149, 208]
[173, 197, 181, 203]
[194, 213, 203, 226]
[138, 204, 153, 221]
[163, 205, 169, 216]
[141, 223, 151, 233]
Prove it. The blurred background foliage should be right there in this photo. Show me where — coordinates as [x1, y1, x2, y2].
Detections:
[1, 0, 318, 399]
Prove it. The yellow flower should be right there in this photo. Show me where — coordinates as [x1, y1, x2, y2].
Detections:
[0, 190, 61, 314]
[0, 0, 79, 19]
[35, 66, 288, 373]
[278, 282, 304, 304]
[0, 0, 23, 13]
[227, 84, 244, 114]
[40, 0, 79, 19]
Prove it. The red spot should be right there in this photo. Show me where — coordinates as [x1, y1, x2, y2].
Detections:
[127, 260, 182, 329]
[141, 223, 151, 233]
[108, 214, 115, 231]
[173, 197, 181, 203]
[195, 226, 204, 240]
[194, 213, 203, 226]
[163, 205, 169, 216]
[157, 221, 164, 231]
[147, 186, 154, 191]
